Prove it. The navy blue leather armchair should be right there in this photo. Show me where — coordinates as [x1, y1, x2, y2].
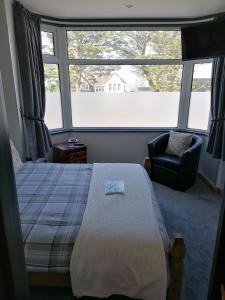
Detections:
[148, 133, 203, 191]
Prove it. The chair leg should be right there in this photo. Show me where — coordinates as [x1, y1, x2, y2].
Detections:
[143, 157, 151, 177]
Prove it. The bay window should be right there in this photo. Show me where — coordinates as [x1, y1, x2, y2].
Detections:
[41, 26, 212, 132]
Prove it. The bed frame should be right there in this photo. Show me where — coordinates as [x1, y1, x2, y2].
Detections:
[28, 157, 185, 300]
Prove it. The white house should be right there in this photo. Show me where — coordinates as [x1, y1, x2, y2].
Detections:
[80, 73, 126, 92]
[100, 73, 126, 93]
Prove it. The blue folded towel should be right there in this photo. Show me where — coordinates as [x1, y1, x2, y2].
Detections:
[104, 180, 125, 195]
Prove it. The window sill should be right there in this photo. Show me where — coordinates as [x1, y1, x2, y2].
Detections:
[49, 127, 209, 136]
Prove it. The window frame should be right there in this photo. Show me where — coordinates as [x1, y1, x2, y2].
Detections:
[41, 24, 212, 133]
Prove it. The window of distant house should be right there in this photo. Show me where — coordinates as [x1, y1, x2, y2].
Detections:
[188, 63, 212, 130]
[67, 30, 182, 127]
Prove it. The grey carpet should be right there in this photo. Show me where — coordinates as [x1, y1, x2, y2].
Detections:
[31, 177, 222, 300]
[154, 177, 222, 300]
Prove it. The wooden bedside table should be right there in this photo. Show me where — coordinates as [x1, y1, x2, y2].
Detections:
[53, 142, 87, 163]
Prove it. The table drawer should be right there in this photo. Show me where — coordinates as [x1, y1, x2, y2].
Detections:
[66, 150, 86, 161]
[70, 157, 87, 163]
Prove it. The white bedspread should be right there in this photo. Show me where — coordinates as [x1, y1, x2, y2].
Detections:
[70, 163, 167, 300]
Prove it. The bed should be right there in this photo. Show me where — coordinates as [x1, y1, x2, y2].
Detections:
[15, 159, 185, 300]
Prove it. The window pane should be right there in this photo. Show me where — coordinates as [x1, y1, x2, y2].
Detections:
[67, 31, 181, 60]
[69, 65, 182, 127]
[44, 64, 63, 129]
[41, 31, 54, 55]
[188, 63, 212, 130]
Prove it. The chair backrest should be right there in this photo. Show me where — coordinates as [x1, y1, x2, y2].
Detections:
[148, 131, 203, 158]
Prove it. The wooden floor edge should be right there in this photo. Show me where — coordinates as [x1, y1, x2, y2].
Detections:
[28, 272, 71, 287]
[197, 172, 222, 195]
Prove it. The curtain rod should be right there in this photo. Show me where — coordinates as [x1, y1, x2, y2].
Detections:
[38, 11, 225, 27]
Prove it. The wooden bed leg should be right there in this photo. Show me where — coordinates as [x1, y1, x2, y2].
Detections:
[143, 157, 151, 176]
[167, 233, 185, 300]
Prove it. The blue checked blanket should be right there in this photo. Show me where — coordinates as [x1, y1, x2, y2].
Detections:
[16, 162, 169, 274]
[16, 163, 92, 273]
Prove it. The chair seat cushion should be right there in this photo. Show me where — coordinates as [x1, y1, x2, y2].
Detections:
[152, 154, 182, 171]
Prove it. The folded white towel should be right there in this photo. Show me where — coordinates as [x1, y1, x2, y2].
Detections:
[104, 180, 125, 194]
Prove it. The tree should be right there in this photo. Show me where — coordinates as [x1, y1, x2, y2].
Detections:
[44, 64, 60, 93]
[111, 31, 182, 91]
[41, 32, 54, 55]
[67, 31, 118, 91]
[44, 30, 182, 93]
[192, 78, 211, 92]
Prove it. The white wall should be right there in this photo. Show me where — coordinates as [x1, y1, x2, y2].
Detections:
[197, 135, 225, 191]
[198, 136, 220, 183]
[216, 161, 225, 190]
[0, 0, 22, 155]
[51, 131, 160, 164]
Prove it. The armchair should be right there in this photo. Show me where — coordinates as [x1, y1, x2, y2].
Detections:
[147, 133, 203, 191]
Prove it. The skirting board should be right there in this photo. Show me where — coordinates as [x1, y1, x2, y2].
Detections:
[198, 172, 222, 195]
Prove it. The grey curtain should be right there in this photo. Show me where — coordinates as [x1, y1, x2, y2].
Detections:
[207, 57, 225, 160]
[13, 1, 52, 160]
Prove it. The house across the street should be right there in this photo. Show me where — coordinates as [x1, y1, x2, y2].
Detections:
[80, 73, 126, 92]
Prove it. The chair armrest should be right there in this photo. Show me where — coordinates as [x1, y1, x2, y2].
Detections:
[181, 139, 202, 168]
[182, 137, 203, 157]
[148, 133, 169, 158]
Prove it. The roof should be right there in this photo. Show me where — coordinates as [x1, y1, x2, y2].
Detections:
[95, 73, 126, 86]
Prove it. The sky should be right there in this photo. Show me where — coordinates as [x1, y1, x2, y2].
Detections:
[194, 63, 212, 78]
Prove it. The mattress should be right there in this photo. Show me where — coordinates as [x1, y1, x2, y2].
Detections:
[16, 162, 169, 273]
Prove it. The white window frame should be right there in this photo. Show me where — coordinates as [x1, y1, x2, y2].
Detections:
[41, 24, 212, 133]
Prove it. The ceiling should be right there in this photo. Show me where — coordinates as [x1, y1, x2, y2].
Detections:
[20, 0, 225, 19]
